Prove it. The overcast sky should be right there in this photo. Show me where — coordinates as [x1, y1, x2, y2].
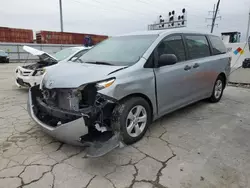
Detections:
[0, 0, 250, 40]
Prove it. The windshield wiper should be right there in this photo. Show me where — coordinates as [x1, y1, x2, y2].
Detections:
[76, 59, 83, 63]
[85, 61, 114, 66]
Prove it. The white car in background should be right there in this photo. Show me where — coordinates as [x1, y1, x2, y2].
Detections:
[15, 46, 90, 88]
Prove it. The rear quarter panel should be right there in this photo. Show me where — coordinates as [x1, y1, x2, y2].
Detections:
[203, 53, 230, 95]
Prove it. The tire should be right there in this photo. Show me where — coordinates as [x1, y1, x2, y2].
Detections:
[111, 97, 152, 145]
[209, 75, 225, 103]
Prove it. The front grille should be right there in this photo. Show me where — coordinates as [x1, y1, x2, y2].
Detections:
[21, 70, 32, 76]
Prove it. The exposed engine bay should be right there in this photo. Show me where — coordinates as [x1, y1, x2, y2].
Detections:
[30, 84, 121, 157]
[22, 57, 58, 70]
[21, 45, 60, 70]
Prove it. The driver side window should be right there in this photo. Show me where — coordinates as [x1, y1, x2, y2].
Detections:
[157, 35, 186, 62]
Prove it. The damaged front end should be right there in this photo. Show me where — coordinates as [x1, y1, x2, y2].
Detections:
[22, 57, 57, 70]
[28, 82, 122, 157]
[15, 46, 59, 88]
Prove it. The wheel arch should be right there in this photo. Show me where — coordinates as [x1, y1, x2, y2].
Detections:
[119, 93, 154, 120]
[218, 72, 227, 89]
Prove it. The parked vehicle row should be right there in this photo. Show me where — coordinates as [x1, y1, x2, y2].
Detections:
[18, 29, 230, 157]
[0, 50, 9, 63]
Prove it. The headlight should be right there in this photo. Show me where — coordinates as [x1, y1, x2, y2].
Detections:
[96, 78, 115, 90]
[35, 68, 46, 76]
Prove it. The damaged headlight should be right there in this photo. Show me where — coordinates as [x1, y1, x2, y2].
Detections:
[96, 78, 115, 90]
[35, 68, 46, 76]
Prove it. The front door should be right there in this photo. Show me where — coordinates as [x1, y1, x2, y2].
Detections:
[153, 35, 197, 117]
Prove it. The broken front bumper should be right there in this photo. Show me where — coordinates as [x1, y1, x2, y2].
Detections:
[27, 88, 89, 146]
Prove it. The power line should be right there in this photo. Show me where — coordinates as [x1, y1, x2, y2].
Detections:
[67, 0, 160, 27]
[68, 0, 154, 18]
[154, 0, 207, 14]
[71, 0, 211, 22]
[65, 0, 219, 33]
[89, 0, 155, 18]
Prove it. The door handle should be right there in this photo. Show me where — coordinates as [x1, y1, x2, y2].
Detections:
[193, 63, 200, 68]
[184, 65, 191, 71]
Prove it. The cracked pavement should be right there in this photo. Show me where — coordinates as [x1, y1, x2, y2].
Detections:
[1, 63, 250, 188]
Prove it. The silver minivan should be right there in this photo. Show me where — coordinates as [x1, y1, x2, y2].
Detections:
[28, 30, 231, 157]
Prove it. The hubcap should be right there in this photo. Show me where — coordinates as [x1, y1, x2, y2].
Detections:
[214, 80, 223, 99]
[126, 105, 147, 138]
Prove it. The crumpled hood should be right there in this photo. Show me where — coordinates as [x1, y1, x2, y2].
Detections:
[23, 46, 58, 62]
[42, 62, 126, 89]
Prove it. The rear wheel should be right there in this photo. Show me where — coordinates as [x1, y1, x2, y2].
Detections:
[209, 75, 225, 103]
[112, 97, 152, 145]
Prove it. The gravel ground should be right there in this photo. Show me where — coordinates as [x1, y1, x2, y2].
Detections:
[1, 63, 250, 188]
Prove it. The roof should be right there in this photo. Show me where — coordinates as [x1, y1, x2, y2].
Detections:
[116, 29, 216, 37]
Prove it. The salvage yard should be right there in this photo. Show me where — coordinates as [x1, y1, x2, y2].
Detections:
[1, 63, 250, 188]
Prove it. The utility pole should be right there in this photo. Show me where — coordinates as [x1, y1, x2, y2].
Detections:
[246, 9, 250, 42]
[211, 0, 221, 33]
[206, 0, 221, 33]
[59, 0, 64, 32]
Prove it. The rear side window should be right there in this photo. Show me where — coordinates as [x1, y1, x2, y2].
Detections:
[185, 35, 210, 59]
[209, 35, 227, 55]
[157, 35, 186, 62]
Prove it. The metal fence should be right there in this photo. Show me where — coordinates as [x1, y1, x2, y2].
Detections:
[0, 42, 78, 63]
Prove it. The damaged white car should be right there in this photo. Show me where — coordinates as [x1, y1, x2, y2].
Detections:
[15, 46, 90, 88]
[28, 30, 230, 157]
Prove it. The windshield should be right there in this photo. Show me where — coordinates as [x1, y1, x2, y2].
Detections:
[79, 35, 158, 66]
[0, 51, 8, 57]
[53, 47, 81, 61]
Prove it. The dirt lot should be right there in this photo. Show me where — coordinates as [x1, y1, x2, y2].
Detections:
[1, 63, 250, 188]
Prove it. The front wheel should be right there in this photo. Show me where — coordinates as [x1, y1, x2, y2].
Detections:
[111, 97, 152, 145]
[209, 75, 225, 103]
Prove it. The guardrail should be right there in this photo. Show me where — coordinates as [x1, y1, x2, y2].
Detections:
[0, 42, 78, 63]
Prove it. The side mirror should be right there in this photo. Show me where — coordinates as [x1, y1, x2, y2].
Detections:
[158, 54, 177, 67]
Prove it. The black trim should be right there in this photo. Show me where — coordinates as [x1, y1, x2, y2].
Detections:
[153, 70, 159, 115]
[153, 48, 158, 68]
[205, 35, 213, 56]
[181, 33, 189, 61]
[144, 53, 154, 68]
